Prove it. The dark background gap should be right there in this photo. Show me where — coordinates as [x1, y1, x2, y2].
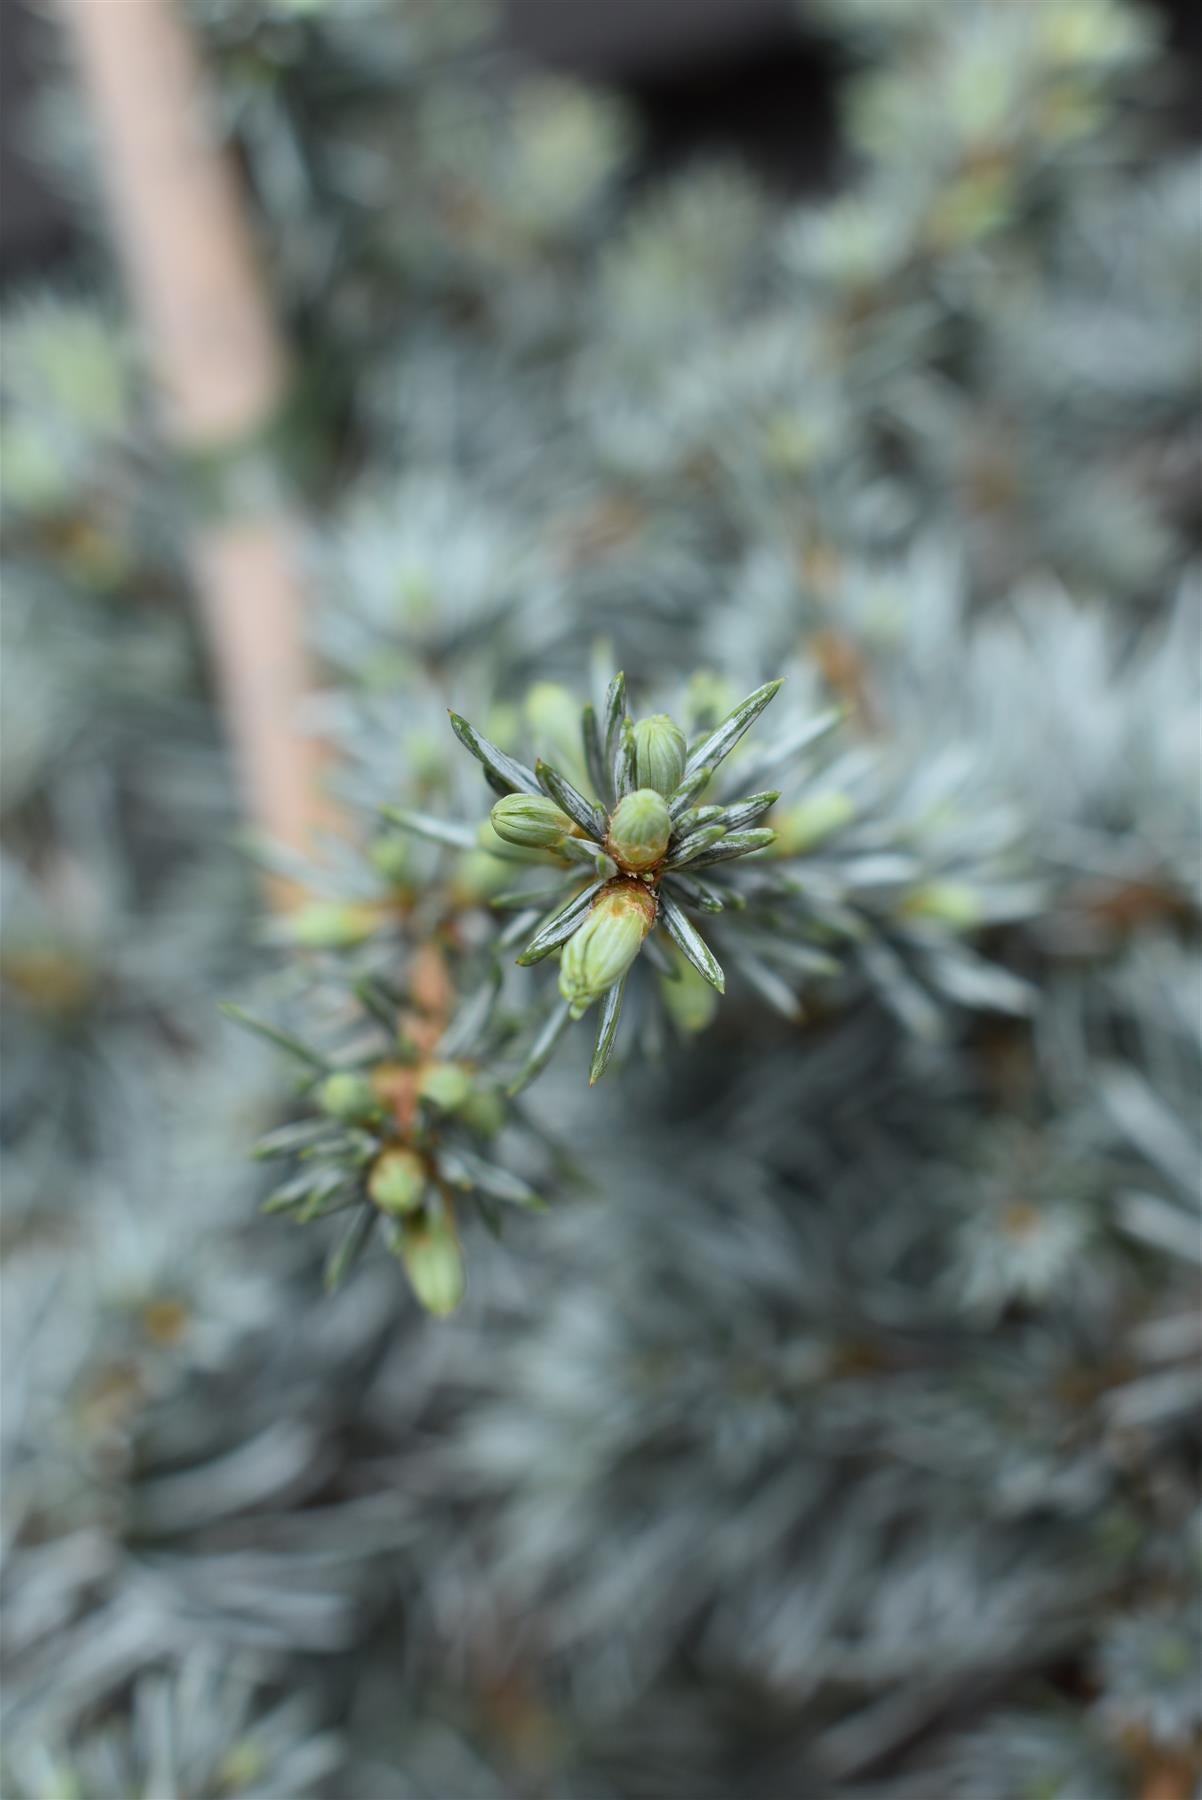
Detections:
[1, 0, 1198, 280]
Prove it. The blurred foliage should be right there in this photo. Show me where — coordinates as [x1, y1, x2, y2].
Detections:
[2, 0, 1199, 1793]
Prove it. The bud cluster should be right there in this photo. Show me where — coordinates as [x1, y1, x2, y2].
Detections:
[389, 671, 816, 1084]
[230, 1001, 541, 1317]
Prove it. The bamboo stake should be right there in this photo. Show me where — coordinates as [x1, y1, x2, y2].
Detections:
[59, 0, 325, 896]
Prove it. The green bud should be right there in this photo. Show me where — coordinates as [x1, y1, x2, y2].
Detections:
[633, 714, 687, 795]
[363, 651, 414, 694]
[24, 302, 128, 434]
[559, 881, 656, 1019]
[607, 788, 671, 872]
[899, 881, 984, 930]
[215, 1742, 269, 1792]
[659, 948, 721, 1035]
[1151, 1633, 1194, 1679]
[772, 791, 855, 856]
[407, 730, 447, 783]
[928, 166, 1014, 249]
[474, 820, 512, 857]
[368, 1147, 427, 1216]
[316, 1071, 380, 1123]
[454, 848, 512, 902]
[459, 1086, 507, 1136]
[416, 1060, 473, 1113]
[525, 682, 588, 783]
[483, 703, 521, 750]
[490, 792, 575, 849]
[284, 901, 379, 950]
[685, 670, 737, 732]
[765, 414, 819, 474]
[1037, 1, 1133, 69]
[400, 1213, 466, 1316]
[23, 1759, 83, 1800]
[369, 833, 412, 885]
[395, 566, 435, 626]
[2, 421, 70, 513]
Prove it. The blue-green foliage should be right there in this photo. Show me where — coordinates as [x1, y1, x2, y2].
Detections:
[2, 0, 1198, 1792]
